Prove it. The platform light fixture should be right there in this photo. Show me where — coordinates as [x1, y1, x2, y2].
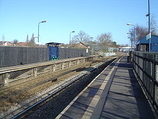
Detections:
[69, 31, 75, 46]
[38, 20, 46, 44]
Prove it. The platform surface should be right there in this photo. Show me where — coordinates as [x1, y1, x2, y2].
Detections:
[56, 56, 156, 119]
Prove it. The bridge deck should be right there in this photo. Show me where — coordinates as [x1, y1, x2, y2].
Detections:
[56, 56, 156, 119]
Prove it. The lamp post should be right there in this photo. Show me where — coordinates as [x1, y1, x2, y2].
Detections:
[38, 20, 46, 44]
[69, 31, 75, 46]
[127, 32, 132, 49]
[127, 23, 136, 50]
[90, 37, 94, 55]
[146, 0, 151, 52]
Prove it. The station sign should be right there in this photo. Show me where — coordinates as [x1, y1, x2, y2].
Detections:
[146, 33, 151, 40]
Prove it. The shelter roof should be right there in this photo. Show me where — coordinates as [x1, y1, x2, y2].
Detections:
[137, 35, 158, 44]
[46, 42, 63, 46]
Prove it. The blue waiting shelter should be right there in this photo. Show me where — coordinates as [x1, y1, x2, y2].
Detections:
[136, 35, 158, 52]
[46, 42, 62, 60]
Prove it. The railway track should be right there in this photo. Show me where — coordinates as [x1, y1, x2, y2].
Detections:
[0, 57, 116, 119]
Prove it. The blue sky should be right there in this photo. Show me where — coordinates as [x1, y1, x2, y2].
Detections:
[0, 0, 158, 45]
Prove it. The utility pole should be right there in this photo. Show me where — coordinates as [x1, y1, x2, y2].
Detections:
[147, 0, 151, 34]
[146, 0, 151, 52]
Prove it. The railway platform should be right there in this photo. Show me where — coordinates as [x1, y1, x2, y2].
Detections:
[56, 56, 156, 119]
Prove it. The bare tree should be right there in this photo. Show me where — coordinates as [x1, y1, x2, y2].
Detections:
[28, 33, 36, 47]
[128, 25, 148, 48]
[150, 14, 158, 35]
[72, 30, 90, 44]
[97, 32, 113, 52]
[70, 38, 78, 45]
[12, 39, 18, 46]
[128, 15, 158, 48]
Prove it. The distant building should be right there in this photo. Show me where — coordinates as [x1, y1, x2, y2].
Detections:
[60, 44, 69, 48]
[72, 42, 90, 49]
[16, 42, 28, 46]
[108, 47, 119, 52]
[72, 42, 90, 54]
[119, 47, 134, 52]
[136, 35, 158, 52]
[0, 41, 12, 46]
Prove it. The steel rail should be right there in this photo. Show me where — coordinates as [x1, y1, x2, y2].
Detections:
[0, 58, 115, 119]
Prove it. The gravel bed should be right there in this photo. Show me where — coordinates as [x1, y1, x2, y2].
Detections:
[23, 59, 113, 119]
[0, 58, 114, 118]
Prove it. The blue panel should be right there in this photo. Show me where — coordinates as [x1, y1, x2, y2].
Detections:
[137, 35, 158, 44]
[151, 43, 158, 52]
[48, 46, 59, 60]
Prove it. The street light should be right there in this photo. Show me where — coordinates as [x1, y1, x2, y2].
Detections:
[127, 23, 136, 49]
[69, 31, 75, 46]
[126, 23, 134, 26]
[127, 32, 132, 49]
[89, 37, 94, 55]
[38, 20, 46, 43]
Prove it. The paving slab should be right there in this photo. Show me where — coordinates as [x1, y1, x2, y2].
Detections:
[56, 56, 156, 119]
[100, 56, 155, 119]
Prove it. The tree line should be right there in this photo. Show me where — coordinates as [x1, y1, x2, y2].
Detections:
[71, 30, 119, 53]
[4, 30, 120, 52]
[12, 33, 37, 47]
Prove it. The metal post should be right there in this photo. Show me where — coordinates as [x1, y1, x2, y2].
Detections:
[69, 32, 71, 45]
[69, 31, 75, 47]
[147, 0, 151, 52]
[37, 20, 46, 44]
[148, 0, 151, 34]
[134, 26, 136, 50]
[38, 23, 40, 43]
[90, 37, 94, 55]
[127, 23, 136, 49]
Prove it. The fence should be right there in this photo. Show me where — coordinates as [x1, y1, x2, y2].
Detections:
[129, 51, 158, 111]
[0, 46, 90, 68]
[59, 48, 89, 59]
[0, 46, 49, 68]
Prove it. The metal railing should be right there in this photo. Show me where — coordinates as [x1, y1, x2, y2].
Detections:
[129, 51, 158, 111]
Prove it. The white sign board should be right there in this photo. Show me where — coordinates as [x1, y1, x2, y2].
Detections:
[146, 33, 151, 40]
